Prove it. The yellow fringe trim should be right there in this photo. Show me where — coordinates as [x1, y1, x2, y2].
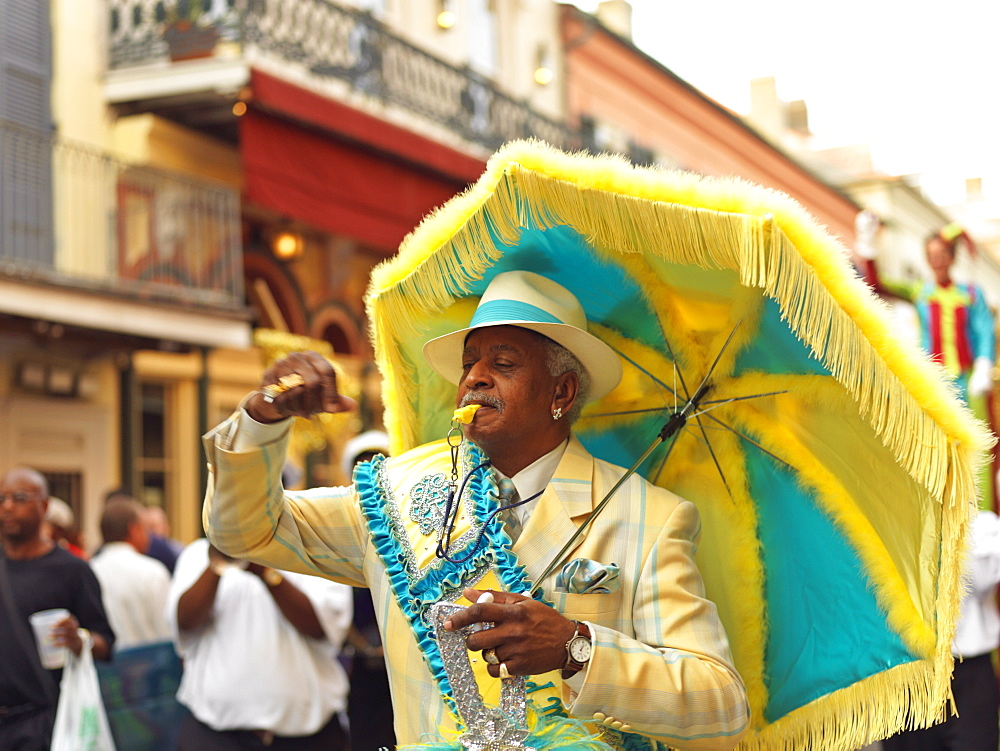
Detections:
[365, 140, 988, 749]
[740, 657, 955, 751]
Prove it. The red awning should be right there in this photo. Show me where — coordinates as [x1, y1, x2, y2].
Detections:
[241, 71, 485, 253]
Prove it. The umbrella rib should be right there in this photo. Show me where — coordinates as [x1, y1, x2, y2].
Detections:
[673, 355, 679, 412]
[651, 432, 678, 486]
[610, 321, 741, 411]
[587, 391, 787, 419]
[610, 347, 680, 402]
[648, 313, 693, 403]
[700, 390, 788, 405]
[691, 401, 749, 418]
[690, 321, 742, 400]
[587, 406, 674, 418]
[651, 320, 744, 495]
[691, 415, 732, 496]
[702, 413, 795, 470]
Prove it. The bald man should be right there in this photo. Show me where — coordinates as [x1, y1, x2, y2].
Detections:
[0, 466, 114, 750]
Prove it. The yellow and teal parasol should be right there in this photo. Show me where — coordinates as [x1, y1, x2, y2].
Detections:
[365, 140, 991, 751]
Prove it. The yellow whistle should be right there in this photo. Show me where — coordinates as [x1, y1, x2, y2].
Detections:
[452, 404, 481, 424]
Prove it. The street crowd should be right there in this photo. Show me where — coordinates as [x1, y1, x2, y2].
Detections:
[0, 430, 398, 751]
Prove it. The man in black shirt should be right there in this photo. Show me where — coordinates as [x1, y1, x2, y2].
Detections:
[0, 466, 114, 751]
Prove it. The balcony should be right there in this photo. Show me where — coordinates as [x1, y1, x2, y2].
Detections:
[106, 0, 572, 152]
[0, 120, 250, 348]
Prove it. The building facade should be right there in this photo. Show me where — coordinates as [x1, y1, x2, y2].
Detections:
[1, 0, 874, 547]
[2, 0, 569, 546]
[558, 4, 860, 239]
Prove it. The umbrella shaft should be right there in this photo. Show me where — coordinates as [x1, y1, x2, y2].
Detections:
[528, 384, 709, 597]
[529, 430, 673, 597]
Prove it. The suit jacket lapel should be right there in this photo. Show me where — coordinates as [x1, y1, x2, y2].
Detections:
[513, 436, 597, 588]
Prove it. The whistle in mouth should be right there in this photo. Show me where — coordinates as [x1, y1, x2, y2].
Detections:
[452, 404, 481, 424]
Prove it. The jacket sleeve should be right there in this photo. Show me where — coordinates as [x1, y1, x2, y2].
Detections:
[858, 258, 920, 303]
[201, 412, 369, 587]
[569, 500, 750, 750]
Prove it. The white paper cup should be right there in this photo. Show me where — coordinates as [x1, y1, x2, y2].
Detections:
[29, 608, 69, 669]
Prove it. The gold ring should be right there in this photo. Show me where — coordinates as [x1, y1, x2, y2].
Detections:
[261, 373, 305, 403]
[499, 662, 511, 680]
[483, 648, 499, 665]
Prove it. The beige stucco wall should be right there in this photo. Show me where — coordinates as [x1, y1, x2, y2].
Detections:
[51, 0, 114, 146]
[560, 6, 859, 240]
[0, 344, 121, 554]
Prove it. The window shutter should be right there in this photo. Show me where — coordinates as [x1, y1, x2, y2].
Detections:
[0, 0, 51, 128]
[0, 0, 54, 266]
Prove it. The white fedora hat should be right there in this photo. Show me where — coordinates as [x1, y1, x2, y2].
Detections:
[422, 271, 622, 401]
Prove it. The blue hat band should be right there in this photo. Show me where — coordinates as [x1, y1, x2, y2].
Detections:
[470, 300, 565, 327]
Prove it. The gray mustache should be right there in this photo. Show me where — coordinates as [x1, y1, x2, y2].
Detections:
[460, 392, 504, 412]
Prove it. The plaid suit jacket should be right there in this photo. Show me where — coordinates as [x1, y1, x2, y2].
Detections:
[203, 415, 749, 750]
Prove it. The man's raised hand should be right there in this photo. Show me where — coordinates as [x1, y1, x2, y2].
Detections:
[246, 351, 356, 424]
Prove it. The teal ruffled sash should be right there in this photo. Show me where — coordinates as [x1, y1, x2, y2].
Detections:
[355, 441, 535, 715]
[355, 441, 663, 751]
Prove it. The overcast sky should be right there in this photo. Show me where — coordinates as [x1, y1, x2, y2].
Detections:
[571, 1, 1000, 204]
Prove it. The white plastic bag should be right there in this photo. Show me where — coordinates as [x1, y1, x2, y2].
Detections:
[50, 630, 116, 751]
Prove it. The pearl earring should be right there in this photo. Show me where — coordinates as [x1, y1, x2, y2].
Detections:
[552, 407, 563, 421]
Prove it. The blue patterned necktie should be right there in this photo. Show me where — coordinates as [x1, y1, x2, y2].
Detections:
[497, 478, 523, 543]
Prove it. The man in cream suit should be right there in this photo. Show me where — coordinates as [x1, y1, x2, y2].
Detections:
[203, 272, 749, 751]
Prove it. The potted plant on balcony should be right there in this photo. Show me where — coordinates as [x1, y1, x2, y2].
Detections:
[159, 0, 221, 62]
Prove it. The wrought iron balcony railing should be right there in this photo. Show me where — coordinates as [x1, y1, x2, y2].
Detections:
[0, 120, 244, 309]
[108, 0, 573, 152]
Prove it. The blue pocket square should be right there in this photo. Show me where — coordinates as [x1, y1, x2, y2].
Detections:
[555, 558, 620, 594]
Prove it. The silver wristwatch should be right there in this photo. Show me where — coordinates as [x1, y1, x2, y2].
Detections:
[564, 620, 592, 675]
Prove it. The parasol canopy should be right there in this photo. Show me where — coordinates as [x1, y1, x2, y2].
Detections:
[365, 140, 992, 751]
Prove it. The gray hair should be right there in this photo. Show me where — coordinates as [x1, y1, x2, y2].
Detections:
[541, 336, 591, 424]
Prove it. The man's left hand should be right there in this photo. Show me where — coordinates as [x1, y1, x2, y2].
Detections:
[443, 587, 576, 678]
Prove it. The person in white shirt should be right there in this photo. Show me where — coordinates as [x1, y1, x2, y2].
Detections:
[168, 538, 352, 750]
[883, 509, 1000, 751]
[89, 499, 171, 648]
